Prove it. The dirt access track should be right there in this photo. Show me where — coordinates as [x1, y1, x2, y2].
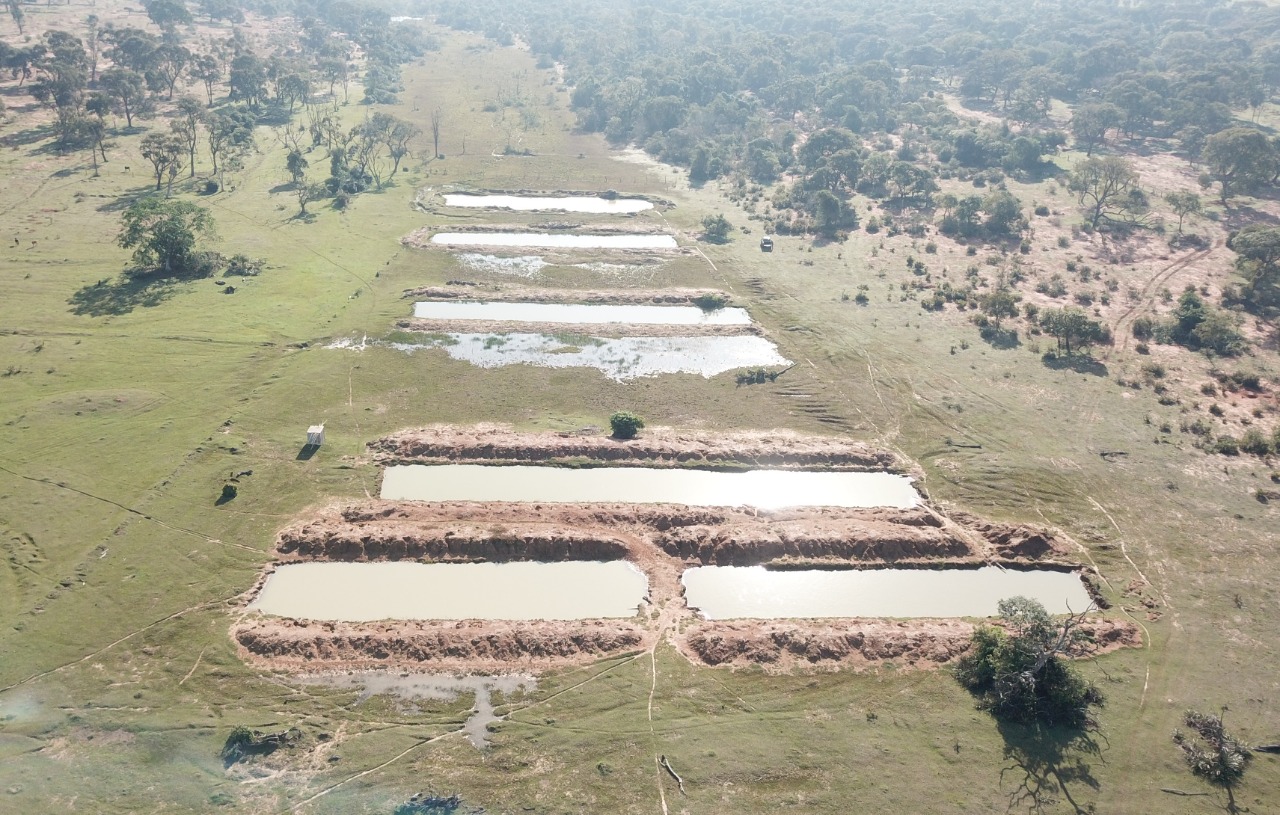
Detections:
[234, 425, 1135, 674]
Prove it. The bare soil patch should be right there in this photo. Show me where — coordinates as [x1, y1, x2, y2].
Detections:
[681, 617, 1141, 672]
[368, 423, 906, 472]
[234, 618, 646, 673]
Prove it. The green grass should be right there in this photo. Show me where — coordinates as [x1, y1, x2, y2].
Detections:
[0, 12, 1279, 815]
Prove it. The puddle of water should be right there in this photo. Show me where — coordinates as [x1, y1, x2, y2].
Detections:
[431, 232, 678, 250]
[412, 301, 752, 325]
[249, 561, 648, 621]
[300, 672, 533, 749]
[444, 194, 654, 214]
[391, 332, 789, 381]
[682, 566, 1091, 619]
[456, 254, 549, 278]
[381, 464, 920, 509]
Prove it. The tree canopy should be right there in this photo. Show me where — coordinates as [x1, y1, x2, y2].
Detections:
[117, 198, 216, 277]
[954, 597, 1103, 729]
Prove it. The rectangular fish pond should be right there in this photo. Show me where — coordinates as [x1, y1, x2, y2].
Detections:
[388, 333, 789, 381]
[681, 566, 1092, 619]
[249, 561, 648, 621]
[430, 232, 678, 250]
[412, 301, 753, 325]
[380, 464, 921, 510]
[443, 194, 654, 214]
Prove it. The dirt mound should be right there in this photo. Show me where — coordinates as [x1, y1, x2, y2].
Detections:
[401, 286, 732, 305]
[283, 501, 965, 566]
[682, 621, 976, 670]
[369, 424, 905, 472]
[234, 618, 646, 672]
[949, 510, 1074, 561]
[278, 520, 629, 562]
[656, 518, 972, 565]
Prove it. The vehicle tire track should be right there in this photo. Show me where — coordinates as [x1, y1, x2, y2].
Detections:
[1111, 241, 1216, 352]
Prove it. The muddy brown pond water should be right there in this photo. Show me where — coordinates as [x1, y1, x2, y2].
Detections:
[411, 301, 753, 325]
[682, 566, 1092, 619]
[249, 562, 648, 621]
[379, 464, 922, 509]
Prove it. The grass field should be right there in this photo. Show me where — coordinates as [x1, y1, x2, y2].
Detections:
[1, 7, 1278, 814]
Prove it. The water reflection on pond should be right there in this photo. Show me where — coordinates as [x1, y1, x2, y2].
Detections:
[250, 561, 648, 621]
[412, 301, 752, 325]
[443, 194, 654, 214]
[682, 565, 1091, 619]
[381, 464, 921, 509]
[391, 332, 789, 380]
[430, 232, 678, 250]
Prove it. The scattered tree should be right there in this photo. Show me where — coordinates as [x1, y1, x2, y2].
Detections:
[1164, 191, 1202, 236]
[954, 597, 1103, 729]
[701, 213, 733, 243]
[1173, 709, 1252, 810]
[1069, 156, 1148, 230]
[1202, 127, 1275, 205]
[430, 107, 443, 157]
[173, 96, 204, 178]
[140, 132, 185, 193]
[981, 287, 1020, 330]
[1040, 307, 1108, 355]
[117, 198, 216, 277]
[99, 67, 149, 129]
[1227, 224, 1280, 310]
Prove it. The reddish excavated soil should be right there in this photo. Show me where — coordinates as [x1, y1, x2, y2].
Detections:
[275, 501, 973, 567]
[234, 618, 646, 673]
[237, 425, 1127, 674]
[401, 285, 734, 305]
[679, 618, 1142, 673]
[369, 424, 906, 472]
[393, 317, 763, 338]
[681, 620, 976, 670]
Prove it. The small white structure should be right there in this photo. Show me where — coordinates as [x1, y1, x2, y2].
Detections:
[306, 425, 325, 447]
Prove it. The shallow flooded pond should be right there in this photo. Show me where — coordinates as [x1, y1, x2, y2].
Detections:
[392, 332, 789, 380]
[299, 672, 534, 749]
[412, 301, 752, 325]
[444, 194, 654, 214]
[431, 232, 678, 250]
[381, 464, 921, 509]
[250, 561, 647, 621]
[682, 566, 1091, 619]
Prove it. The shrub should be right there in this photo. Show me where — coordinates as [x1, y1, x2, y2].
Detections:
[1132, 316, 1155, 339]
[609, 411, 645, 439]
[1035, 205, 1050, 216]
[1214, 435, 1240, 455]
[692, 292, 729, 311]
[1240, 428, 1273, 456]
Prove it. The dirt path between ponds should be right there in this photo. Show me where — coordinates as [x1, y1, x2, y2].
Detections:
[401, 285, 734, 305]
[368, 423, 908, 472]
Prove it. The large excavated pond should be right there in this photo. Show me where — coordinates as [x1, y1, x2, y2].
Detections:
[681, 566, 1092, 619]
[411, 301, 753, 325]
[393, 333, 789, 380]
[380, 464, 921, 509]
[430, 232, 678, 250]
[250, 561, 647, 621]
[443, 194, 654, 214]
